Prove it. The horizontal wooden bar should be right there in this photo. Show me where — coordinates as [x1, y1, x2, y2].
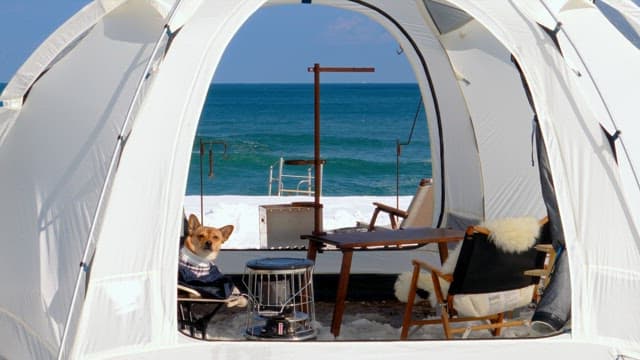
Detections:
[307, 67, 375, 73]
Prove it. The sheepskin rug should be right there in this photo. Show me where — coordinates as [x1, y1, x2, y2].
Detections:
[394, 217, 540, 307]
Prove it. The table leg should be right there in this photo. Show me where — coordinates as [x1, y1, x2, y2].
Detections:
[304, 240, 320, 316]
[307, 240, 319, 261]
[437, 241, 449, 264]
[331, 249, 353, 337]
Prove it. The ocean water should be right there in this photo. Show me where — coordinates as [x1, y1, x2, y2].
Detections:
[0, 82, 432, 196]
[189, 83, 431, 196]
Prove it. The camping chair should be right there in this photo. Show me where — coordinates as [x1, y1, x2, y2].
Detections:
[367, 178, 433, 231]
[400, 217, 552, 339]
[177, 284, 247, 339]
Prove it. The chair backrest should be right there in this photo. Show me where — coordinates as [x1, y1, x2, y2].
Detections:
[400, 178, 434, 228]
[448, 220, 549, 296]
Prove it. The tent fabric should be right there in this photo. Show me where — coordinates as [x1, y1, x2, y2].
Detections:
[423, 0, 473, 34]
[447, 0, 640, 353]
[553, 3, 640, 244]
[70, 0, 268, 356]
[438, 18, 546, 220]
[0, 0, 181, 109]
[0, 108, 19, 145]
[1, 0, 639, 359]
[0, 1, 112, 107]
[600, 0, 640, 37]
[0, 1, 164, 359]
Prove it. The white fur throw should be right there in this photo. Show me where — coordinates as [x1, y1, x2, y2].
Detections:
[394, 217, 540, 307]
[480, 216, 540, 253]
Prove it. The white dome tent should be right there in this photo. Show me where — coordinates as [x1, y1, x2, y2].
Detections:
[0, 0, 639, 359]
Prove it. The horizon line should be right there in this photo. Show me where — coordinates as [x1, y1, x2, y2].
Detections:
[0, 81, 418, 86]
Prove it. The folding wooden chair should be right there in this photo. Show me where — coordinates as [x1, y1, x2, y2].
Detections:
[400, 217, 552, 339]
[367, 178, 433, 231]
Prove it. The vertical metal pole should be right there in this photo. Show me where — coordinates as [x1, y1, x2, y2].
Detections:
[268, 165, 273, 196]
[307, 64, 372, 235]
[313, 63, 322, 234]
[278, 157, 284, 196]
[396, 140, 401, 209]
[200, 139, 204, 223]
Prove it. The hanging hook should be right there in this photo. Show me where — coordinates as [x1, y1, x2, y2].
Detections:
[198, 138, 229, 223]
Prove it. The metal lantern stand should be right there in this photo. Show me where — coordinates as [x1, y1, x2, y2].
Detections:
[243, 257, 316, 340]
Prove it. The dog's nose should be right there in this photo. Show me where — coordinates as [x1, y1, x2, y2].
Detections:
[204, 241, 212, 250]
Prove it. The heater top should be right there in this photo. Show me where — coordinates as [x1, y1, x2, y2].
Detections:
[246, 257, 314, 271]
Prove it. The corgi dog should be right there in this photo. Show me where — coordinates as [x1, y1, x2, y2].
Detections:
[179, 214, 247, 307]
[184, 214, 234, 262]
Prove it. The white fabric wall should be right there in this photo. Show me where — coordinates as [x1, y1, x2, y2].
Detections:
[439, 19, 546, 220]
[71, 0, 269, 357]
[1, 2, 110, 107]
[0, 108, 19, 145]
[0, 2, 163, 359]
[449, 0, 640, 356]
[114, 336, 612, 360]
[554, 3, 640, 257]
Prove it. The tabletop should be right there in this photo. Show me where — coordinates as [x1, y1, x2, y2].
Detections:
[302, 227, 464, 249]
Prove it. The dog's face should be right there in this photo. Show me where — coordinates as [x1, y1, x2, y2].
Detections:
[184, 214, 234, 261]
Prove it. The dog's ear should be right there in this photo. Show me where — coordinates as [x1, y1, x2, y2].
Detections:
[219, 225, 234, 242]
[187, 214, 201, 235]
[184, 236, 197, 253]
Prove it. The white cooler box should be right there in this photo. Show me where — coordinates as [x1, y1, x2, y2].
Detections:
[259, 203, 316, 249]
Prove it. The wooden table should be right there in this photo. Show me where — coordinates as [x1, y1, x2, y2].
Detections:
[303, 227, 464, 337]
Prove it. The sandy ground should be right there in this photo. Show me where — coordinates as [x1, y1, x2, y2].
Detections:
[181, 299, 537, 341]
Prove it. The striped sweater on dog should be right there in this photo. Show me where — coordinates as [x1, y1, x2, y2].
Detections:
[178, 247, 234, 299]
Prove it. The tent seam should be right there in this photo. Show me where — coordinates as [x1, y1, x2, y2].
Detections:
[0, 307, 57, 356]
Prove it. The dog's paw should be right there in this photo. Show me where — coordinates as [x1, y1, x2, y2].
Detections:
[227, 295, 248, 308]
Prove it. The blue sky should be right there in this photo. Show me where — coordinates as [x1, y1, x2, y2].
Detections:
[0, 2, 415, 83]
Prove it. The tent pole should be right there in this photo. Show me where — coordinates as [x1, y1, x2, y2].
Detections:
[56, 1, 184, 358]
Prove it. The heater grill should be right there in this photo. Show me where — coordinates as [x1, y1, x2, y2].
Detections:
[244, 257, 316, 340]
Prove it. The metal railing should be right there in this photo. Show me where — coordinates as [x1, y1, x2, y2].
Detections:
[268, 157, 323, 196]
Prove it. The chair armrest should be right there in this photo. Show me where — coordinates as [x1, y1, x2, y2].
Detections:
[411, 259, 453, 283]
[372, 202, 409, 218]
[368, 202, 409, 231]
[524, 269, 548, 277]
[533, 244, 557, 269]
[410, 259, 452, 304]
[534, 244, 555, 254]
[178, 284, 202, 299]
[524, 243, 557, 290]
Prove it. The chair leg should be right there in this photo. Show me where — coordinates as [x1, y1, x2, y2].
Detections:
[368, 208, 382, 231]
[178, 302, 187, 331]
[389, 213, 398, 230]
[196, 303, 224, 339]
[490, 313, 505, 336]
[184, 303, 196, 337]
[178, 301, 226, 339]
[440, 303, 453, 339]
[400, 263, 422, 339]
